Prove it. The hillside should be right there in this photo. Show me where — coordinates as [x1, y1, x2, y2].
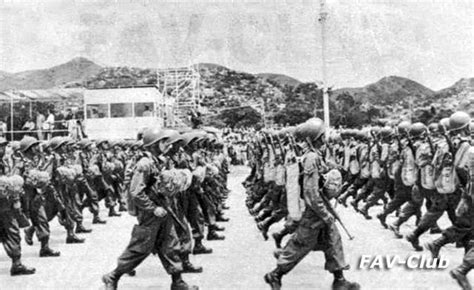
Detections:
[256, 73, 301, 88]
[0, 57, 102, 91]
[332, 76, 435, 106]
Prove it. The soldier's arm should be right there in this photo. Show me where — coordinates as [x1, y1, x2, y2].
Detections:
[129, 159, 158, 213]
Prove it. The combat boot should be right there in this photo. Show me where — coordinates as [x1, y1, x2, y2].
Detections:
[193, 239, 213, 255]
[207, 231, 225, 241]
[272, 232, 284, 249]
[108, 207, 121, 217]
[39, 238, 60, 257]
[181, 254, 203, 273]
[257, 221, 269, 240]
[350, 200, 360, 213]
[10, 264, 36, 276]
[66, 233, 85, 244]
[102, 271, 120, 290]
[264, 268, 283, 290]
[93, 215, 107, 224]
[24, 226, 34, 246]
[359, 206, 372, 220]
[376, 213, 388, 229]
[388, 223, 402, 239]
[425, 235, 449, 259]
[450, 262, 473, 290]
[332, 278, 361, 290]
[76, 223, 92, 234]
[405, 232, 423, 251]
[171, 274, 199, 290]
[209, 224, 225, 232]
[118, 204, 127, 212]
[216, 214, 229, 222]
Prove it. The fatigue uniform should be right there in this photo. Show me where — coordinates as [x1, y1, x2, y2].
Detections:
[276, 149, 348, 274]
[111, 153, 182, 276]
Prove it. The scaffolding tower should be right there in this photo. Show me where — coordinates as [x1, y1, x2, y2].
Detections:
[156, 65, 201, 128]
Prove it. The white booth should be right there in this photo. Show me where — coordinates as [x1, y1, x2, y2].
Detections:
[84, 86, 174, 140]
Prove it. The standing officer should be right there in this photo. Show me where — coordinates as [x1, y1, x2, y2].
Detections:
[264, 118, 359, 290]
[0, 137, 36, 275]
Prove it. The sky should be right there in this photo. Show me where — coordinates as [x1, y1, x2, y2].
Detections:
[0, 0, 472, 90]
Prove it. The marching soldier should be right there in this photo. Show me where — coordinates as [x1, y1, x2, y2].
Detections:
[0, 137, 36, 275]
[102, 128, 198, 290]
[264, 118, 359, 290]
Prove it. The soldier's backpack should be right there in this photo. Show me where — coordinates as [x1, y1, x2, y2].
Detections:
[401, 146, 418, 186]
[370, 144, 382, 179]
[285, 160, 304, 221]
[433, 143, 457, 194]
[416, 143, 435, 190]
[349, 146, 360, 175]
[359, 144, 371, 179]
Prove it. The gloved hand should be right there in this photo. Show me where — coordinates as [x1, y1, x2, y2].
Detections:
[153, 207, 167, 217]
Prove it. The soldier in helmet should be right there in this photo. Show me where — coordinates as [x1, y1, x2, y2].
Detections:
[385, 122, 426, 239]
[15, 136, 60, 257]
[264, 118, 359, 290]
[0, 137, 36, 276]
[426, 112, 472, 260]
[449, 119, 474, 290]
[102, 128, 197, 290]
[357, 126, 394, 219]
[376, 121, 417, 230]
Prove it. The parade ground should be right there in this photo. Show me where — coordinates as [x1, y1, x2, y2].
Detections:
[0, 166, 471, 290]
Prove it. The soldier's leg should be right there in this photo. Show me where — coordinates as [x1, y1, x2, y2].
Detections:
[30, 195, 60, 257]
[450, 243, 474, 290]
[186, 188, 212, 255]
[0, 211, 36, 276]
[376, 184, 411, 229]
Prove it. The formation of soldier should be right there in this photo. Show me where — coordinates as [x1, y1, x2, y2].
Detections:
[0, 127, 231, 290]
[243, 111, 473, 290]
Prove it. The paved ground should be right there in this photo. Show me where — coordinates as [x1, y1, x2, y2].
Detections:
[1, 165, 472, 289]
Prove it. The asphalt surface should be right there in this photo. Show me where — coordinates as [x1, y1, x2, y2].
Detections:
[0, 165, 472, 289]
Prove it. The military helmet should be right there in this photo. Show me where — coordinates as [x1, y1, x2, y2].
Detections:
[19, 136, 40, 153]
[162, 130, 184, 146]
[142, 128, 175, 148]
[428, 123, 439, 134]
[449, 111, 471, 131]
[48, 136, 68, 151]
[96, 139, 109, 148]
[0, 137, 7, 146]
[397, 121, 411, 135]
[295, 118, 325, 141]
[77, 139, 93, 149]
[10, 141, 20, 151]
[379, 126, 394, 139]
[409, 122, 427, 137]
[439, 118, 450, 133]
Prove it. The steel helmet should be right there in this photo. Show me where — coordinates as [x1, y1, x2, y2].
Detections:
[77, 139, 93, 149]
[19, 136, 40, 153]
[10, 141, 20, 151]
[449, 111, 471, 131]
[409, 122, 427, 137]
[379, 126, 394, 139]
[0, 137, 7, 146]
[295, 118, 325, 141]
[162, 130, 184, 147]
[48, 137, 68, 151]
[439, 118, 450, 133]
[427, 123, 439, 134]
[397, 121, 411, 135]
[142, 128, 175, 148]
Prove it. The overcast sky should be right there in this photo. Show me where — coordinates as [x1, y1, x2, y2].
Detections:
[0, 0, 472, 90]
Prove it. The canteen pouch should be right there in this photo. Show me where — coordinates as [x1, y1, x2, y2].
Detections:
[435, 165, 457, 194]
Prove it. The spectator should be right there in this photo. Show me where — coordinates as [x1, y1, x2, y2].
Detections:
[142, 105, 152, 117]
[0, 119, 6, 138]
[44, 108, 55, 140]
[22, 118, 36, 136]
[36, 111, 45, 140]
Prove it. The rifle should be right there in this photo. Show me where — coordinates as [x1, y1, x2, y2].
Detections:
[305, 136, 355, 240]
[321, 194, 355, 240]
[164, 205, 188, 232]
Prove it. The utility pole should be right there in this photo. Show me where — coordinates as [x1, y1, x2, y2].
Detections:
[319, 0, 330, 135]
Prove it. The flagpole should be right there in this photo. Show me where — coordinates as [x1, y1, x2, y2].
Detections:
[319, 0, 330, 135]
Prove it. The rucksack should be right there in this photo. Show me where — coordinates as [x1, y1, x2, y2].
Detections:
[433, 143, 457, 194]
[401, 146, 418, 186]
[417, 143, 435, 190]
